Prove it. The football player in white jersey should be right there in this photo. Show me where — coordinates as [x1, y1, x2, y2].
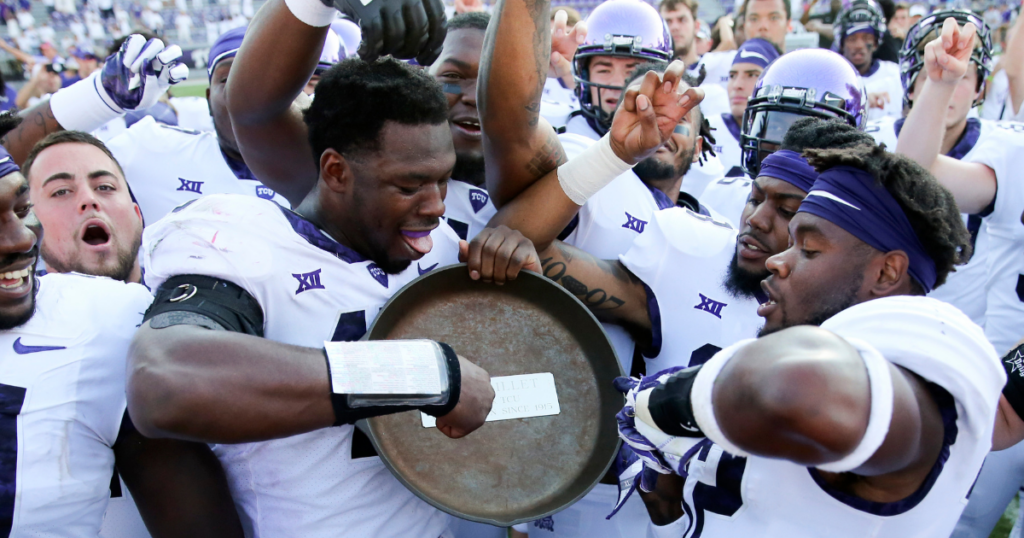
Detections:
[0, 136, 243, 537]
[24, 130, 143, 284]
[836, 0, 905, 120]
[660, 0, 700, 67]
[691, 0, 791, 92]
[705, 37, 779, 178]
[699, 47, 868, 228]
[427, 12, 497, 241]
[896, 15, 1024, 538]
[618, 141, 1001, 538]
[865, 8, 996, 327]
[126, 0, 544, 535]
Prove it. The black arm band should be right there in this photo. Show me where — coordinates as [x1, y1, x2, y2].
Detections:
[326, 342, 462, 426]
[1003, 342, 1024, 423]
[647, 365, 706, 438]
[143, 275, 265, 337]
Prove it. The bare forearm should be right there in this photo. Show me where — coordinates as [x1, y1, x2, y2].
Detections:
[227, 0, 322, 203]
[896, 79, 953, 171]
[127, 324, 335, 443]
[480, 0, 567, 207]
[537, 242, 650, 330]
[0, 101, 62, 164]
[1005, 15, 1024, 114]
[487, 169, 580, 250]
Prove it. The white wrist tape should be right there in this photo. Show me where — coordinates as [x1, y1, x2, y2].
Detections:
[49, 73, 124, 133]
[690, 338, 757, 457]
[556, 134, 634, 205]
[816, 337, 893, 473]
[284, 0, 337, 27]
[323, 340, 449, 406]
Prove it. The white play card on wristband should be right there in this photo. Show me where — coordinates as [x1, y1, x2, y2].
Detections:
[421, 373, 560, 427]
[325, 340, 443, 395]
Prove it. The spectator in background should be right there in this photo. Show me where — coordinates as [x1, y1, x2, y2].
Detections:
[175, 9, 193, 43]
[711, 13, 739, 51]
[69, 45, 100, 78]
[744, 0, 790, 52]
[802, 0, 842, 48]
[908, 2, 926, 26]
[660, 0, 700, 65]
[695, 18, 714, 55]
[16, 61, 63, 109]
[98, 0, 114, 21]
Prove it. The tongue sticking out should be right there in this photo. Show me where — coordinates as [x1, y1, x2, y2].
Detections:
[401, 230, 433, 255]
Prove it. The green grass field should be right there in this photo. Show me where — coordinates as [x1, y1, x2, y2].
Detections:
[169, 79, 209, 98]
[993, 495, 1019, 538]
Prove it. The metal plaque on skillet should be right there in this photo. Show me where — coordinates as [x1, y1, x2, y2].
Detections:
[364, 264, 623, 526]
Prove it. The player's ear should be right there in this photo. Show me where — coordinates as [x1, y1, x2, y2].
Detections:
[873, 250, 911, 296]
[319, 149, 352, 195]
[692, 136, 702, 163]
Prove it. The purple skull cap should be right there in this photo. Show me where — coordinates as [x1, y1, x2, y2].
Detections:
[331, 18, 361, 59]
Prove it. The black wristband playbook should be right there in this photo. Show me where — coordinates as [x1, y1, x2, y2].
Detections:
[1003, 342, 1024, 424]
[326, 342, 462, 427]
[647, 364, 706, 438]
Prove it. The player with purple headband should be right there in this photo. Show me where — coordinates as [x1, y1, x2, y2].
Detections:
[616, 140, 999, 538]
[699, 47, 868, 228]
[704, 37, 779, 178]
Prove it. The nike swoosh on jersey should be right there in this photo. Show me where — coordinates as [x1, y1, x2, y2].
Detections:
[13, 337, 66, 354]
[417, 262, 439, 275]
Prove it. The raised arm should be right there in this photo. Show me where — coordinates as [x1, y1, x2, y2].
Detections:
[479, 0, 569, 207]
[224, 0, 324, 205]
[227, 0, 449, 206]
[896, 17, 996, 214]
[0, 36, 187, 164]
[1001, 1, 1024, 117]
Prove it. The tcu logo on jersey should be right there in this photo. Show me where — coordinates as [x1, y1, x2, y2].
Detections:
[469, 189, 490, 213]
[176, 178, 204, 194]
[292, 269, 325, 295]
[367, 263, 388, 288]
[694, 293, 727, 319]
[256, 186, 276, 200]
[622, 212, 648, 234]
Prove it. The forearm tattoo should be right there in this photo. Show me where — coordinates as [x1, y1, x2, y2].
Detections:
[525, 134, 567, 178]
[539, 244, 633, 311]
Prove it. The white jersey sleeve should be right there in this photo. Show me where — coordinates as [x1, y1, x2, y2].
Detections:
[963, 122, 1024, 353]
[694, 51, 737, 89]
[698, 174, 752, 228]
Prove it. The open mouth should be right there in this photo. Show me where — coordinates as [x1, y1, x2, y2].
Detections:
[0, 266, 30, 290]
[452, 118, 481, 137]
[81, 221, 111, 246]
[756, 280, 779, 317]
[737, 234, 770, 260]
[400, 228, 436, 256]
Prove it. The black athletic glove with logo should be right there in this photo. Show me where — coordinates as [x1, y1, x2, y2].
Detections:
[320, 0, 447, 65]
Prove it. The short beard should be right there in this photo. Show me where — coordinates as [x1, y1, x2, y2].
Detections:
[756, 273, 863, 337]
[0, 275, 39, 330]
[452, 152, 485, 187]
[723, 251, 768, 299]
[42, 233, 141, 283]
[633, 149, 694, 184]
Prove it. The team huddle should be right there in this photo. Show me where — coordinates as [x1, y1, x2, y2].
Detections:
[2, 0, 1024, 535]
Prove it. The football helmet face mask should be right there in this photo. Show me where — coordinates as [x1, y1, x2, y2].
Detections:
[899, 9, 993, 107]
[740, 48, 867, 176]
[573, 0, 672, 135]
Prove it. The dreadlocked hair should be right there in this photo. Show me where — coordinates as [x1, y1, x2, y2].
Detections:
[781, 117, 876, 152]
[802, 143, 971, 293]
[623, 62, 717, 164]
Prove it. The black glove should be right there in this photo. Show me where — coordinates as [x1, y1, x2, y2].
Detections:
[320, 0, 447, 65]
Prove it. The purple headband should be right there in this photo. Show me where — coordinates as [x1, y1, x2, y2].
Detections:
[798, 165, 937, 292]
[757, 150, 817, 192]
[731, 38, 779, 70]
[208, 26, 247, 78]
[0, 145, 20, 179]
